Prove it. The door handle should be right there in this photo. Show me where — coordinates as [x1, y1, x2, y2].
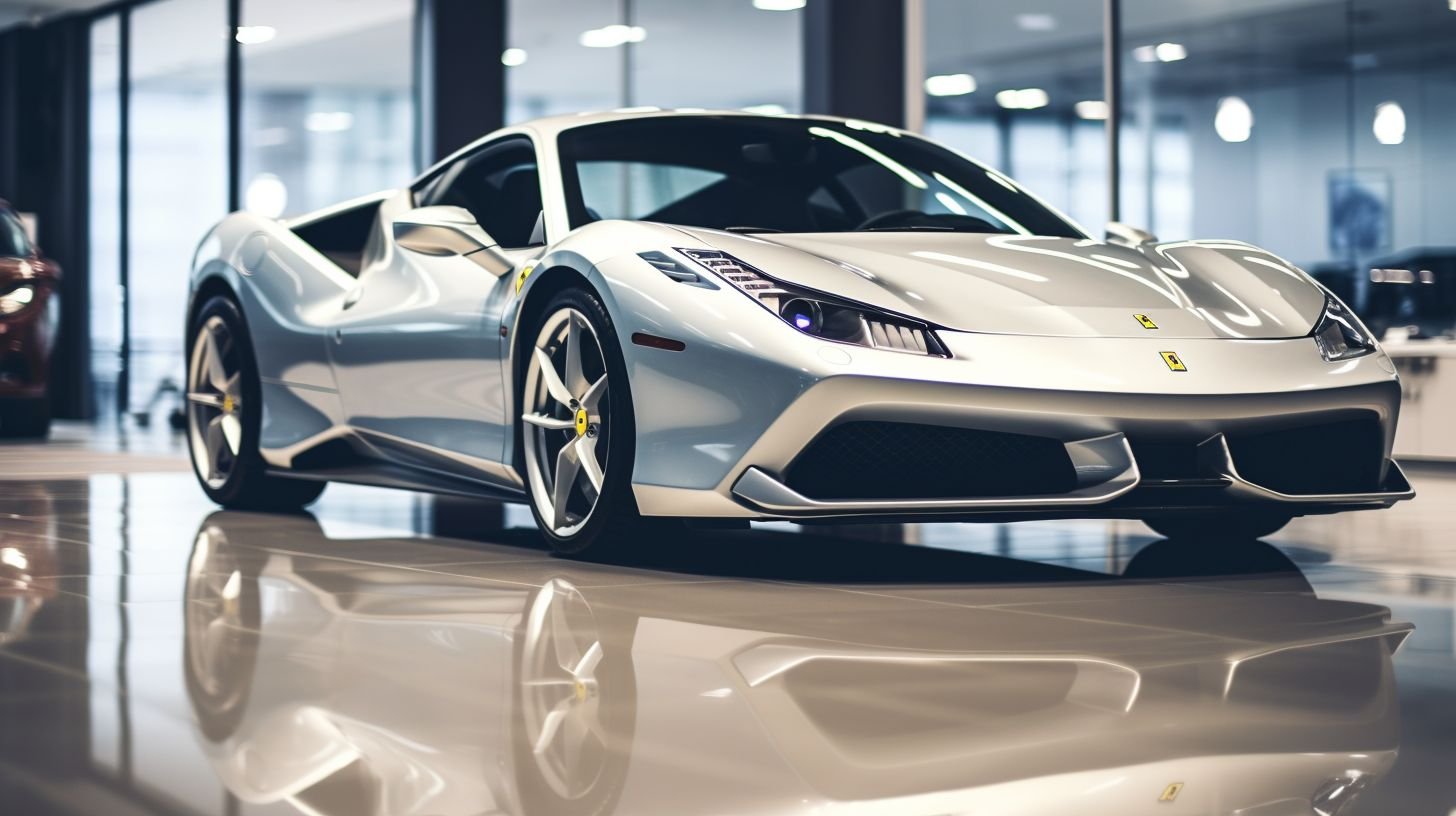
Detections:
[342, 287, 364, 309]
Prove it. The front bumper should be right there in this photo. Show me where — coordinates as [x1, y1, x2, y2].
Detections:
[627, 328, 1412, 521]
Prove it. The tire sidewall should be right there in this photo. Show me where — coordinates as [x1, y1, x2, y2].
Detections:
[519, 288, 638, 554]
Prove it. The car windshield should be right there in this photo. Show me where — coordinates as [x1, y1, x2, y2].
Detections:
[556, 116, 1086, 238]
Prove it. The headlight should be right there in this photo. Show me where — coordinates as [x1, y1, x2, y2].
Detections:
[1311, 295, 1375, 361]
[0, 284, 34, 316]
[678, 248, 947, 356]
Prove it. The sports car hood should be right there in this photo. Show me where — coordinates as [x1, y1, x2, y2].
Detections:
[677, 228, 1327, 339]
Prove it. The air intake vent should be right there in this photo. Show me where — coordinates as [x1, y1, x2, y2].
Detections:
[785, 421, 1077, 500]
[1227, 417, 1384, 494]
[865, 319, 930, 354]
[638, 251, 717, 289]
[677, 248, 787, 298]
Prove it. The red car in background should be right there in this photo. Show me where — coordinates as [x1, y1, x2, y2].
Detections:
[0, 201, 58, 437]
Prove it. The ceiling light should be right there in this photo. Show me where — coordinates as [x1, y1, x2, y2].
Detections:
[1373, 101, 1406, 145]
[1155, 42, 1187, 61]
[1215, 96, 1253, 142]
[1134, 42, 1186, 63]
[245, 174, 288, 218]
[304, 111, 354, 133]
[1075, 100, 1109, 120]
[995, 88, 1049, 110]
[234, 25, 275, 45]
[501, 47, 527, 66]
[1016, 13, 1056, 31]
[753, 0, 805, 9]
[579, 24, 647, 48]
[924, 73, 976, 97]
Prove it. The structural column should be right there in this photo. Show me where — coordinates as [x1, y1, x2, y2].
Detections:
[417, 0, 507, 165]
[803, 0, 906, 128]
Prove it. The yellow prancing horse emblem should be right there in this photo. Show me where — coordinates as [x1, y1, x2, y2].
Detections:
[1135, 313, 1158, 329]
[515, 263, 534, 294]
[1160, 351, 1187, 372]
[1158, 782, 1184, 802]
[575, 407, 589, 437]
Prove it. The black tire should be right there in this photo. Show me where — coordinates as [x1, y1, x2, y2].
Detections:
[1143, 512, 1292, 542]
[186, 295, 325, 511]
[518, 287, 671, 557]
[0, 397, 50, 438]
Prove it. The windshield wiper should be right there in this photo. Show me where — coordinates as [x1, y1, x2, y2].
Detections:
[861, 225, 957, 232]
[724, 226, 784, 234]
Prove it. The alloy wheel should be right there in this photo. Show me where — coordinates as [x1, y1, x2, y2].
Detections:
[522, 308, 611, 538]
[187, 315, 245, 489]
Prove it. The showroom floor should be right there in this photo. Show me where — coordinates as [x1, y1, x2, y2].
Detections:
[0, 424, 1452, 815]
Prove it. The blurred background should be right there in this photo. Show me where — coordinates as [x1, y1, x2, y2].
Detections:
[1, 0, 1455, 455]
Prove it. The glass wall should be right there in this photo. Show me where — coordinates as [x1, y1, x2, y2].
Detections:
[88, 15, 122, 416]
[127, 0, 228, 420]
[1120, 0, 1456, 335]
[506, 0, 802, 124]
[922, 0, 1107, 231]
[240, 0, 415, 218]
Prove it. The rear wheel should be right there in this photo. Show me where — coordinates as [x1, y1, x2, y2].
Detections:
[0, 397, 50, 438]
[1143, 512, 1292, 541]
[186, 296, 325, 511]
[520, 288, 654, 556]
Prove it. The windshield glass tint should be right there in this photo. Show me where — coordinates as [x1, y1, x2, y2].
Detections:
[557, 116, 1085, 238]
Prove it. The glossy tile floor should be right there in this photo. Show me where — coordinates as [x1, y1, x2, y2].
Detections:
[1, 425, 1453, 815]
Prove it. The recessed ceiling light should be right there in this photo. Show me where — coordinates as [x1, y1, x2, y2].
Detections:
[501, 47, 527, 66]
[1016, 13, 1056, 31]
[305, 111, 354, 133]
[1155, 42, 1187, 61]
[579, 24, 647, 48]
[245, 173, 288, 218]
[1373, 101, 1406, 145]
[1075, 100, 1109, 120]
[924, 73, 976, 97]
[1215, 96, 1253, 142]
[1134, 42, 1186, 63]
[995, 88, 1049, 110]
[234, 25, 275, 45]
[753, 0, 805, 10]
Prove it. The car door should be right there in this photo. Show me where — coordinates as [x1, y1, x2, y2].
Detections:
[329, 135, 546, 488]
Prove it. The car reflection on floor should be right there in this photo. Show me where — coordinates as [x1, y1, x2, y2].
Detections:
[180, 510, 1409, 816]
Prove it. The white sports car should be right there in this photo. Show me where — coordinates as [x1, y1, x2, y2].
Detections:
[185, 110, 1412, 553]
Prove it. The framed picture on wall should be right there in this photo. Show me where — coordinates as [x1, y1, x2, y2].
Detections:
[1328, 169, 1391, 254]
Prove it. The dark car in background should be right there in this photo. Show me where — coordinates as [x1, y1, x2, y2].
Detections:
[0, 201, 58, 437]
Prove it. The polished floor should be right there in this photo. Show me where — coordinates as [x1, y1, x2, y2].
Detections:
[0, 425, 1453, 815]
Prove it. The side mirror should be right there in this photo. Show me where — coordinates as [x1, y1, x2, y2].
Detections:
[393, 205, 513, 277]
[1104, 221, 1158, 247]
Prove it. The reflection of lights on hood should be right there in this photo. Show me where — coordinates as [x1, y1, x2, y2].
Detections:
[1215, 96, 1254, 143]
[808, 127, 925, 189]
[987, 236, 1182, 304]
[912, 250, 1049, 283]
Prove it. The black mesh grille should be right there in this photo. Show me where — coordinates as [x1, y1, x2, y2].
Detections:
[784, 421, 1077, 500]
[1227, 417, 1384, 495]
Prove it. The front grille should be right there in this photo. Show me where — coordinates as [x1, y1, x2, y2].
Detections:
[784, 421, 1077, 501]
[1227, 417, 1384, 495]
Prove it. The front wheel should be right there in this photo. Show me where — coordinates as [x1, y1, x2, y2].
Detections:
[186, 295, 325, 511]
[1143, 512, 1292, 542]
[519, 288, 651, 556]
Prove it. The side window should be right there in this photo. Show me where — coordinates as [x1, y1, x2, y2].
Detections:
[0, 210, 32, 258]
[415, 137, 543, 248]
